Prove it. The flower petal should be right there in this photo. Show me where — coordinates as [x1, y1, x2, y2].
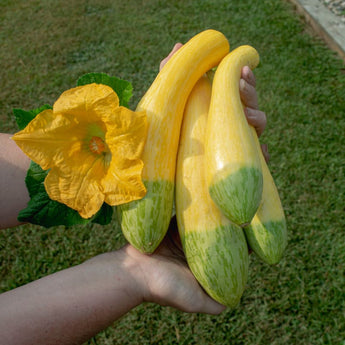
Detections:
[12, 109, 84, 170]
[45, 152, 106, 218]
[103, 160, 147, 206]
[54, 83, 119, 123]
[102, 106, 147, 204]
[106, 106, 147, 164]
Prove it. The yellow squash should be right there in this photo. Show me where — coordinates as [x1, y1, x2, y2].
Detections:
[176, 75, 249, 308]
[117, 30, 230, 253]
[205, 45, 263, 226]
[244, 132, 287, 264]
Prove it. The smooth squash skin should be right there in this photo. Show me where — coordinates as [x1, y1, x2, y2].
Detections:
[176, 76, 249, 308]
[244, 133, 287, 264]
[205, 45, 263, 226]
[117, 30, 230, 253]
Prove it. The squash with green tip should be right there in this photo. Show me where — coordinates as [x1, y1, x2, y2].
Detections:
[244, 132, 287, 264]
[205, 45, 263, 227]
[176, 75, 249, 308]
[117, 30, 230, 253]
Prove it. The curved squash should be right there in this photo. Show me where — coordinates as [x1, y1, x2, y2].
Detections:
[176, 75, 249, 308]
[244, 133, 287, 264]
[117, 30, 230, 253]
[205, 45, 263, 226]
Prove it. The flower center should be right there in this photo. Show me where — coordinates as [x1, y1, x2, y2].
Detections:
[89, 136, 106, 154]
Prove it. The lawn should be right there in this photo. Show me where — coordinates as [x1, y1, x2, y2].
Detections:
[1, 0, 345, 344]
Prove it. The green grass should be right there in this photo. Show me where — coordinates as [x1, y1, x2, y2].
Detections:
[1, 0, 345, 344]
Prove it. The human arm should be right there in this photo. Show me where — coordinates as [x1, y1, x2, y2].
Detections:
[0, 234, 224, 345]
[0, 133, 30, 228]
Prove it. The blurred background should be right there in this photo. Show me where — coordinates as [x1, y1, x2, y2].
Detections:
[1, 0, 344, 344]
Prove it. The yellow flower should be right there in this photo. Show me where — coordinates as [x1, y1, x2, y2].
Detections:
[13, 83, 147, 219]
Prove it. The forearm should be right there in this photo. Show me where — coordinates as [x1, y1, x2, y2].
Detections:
[0, 133, 30, 228]
[0, 248, 143, 345]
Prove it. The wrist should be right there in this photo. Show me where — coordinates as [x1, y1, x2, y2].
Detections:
[83, 248, 146, 309]
[119, 245, 152, 303]
[122, 243, 189, 308]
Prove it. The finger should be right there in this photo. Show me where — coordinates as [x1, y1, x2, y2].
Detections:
[177, 268, 226, 315]
[165, 266, 226, 315]
[159, 43, 183, 71]
[261, 143, 270, 163]
[244, 107, 267, 137]
[241, 65, 256, 87]
[240, 78, 259, 109]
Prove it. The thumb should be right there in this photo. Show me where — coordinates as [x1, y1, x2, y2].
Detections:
[159, 43, 183, 70]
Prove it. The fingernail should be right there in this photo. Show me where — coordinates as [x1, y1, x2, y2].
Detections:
[239, 78, 246, 91]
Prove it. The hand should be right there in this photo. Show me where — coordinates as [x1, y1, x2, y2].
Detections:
[240, 66, 267, 137]
[240, 66, 269, 162]
[159, 43, 183, 70]
[124, 217, 226, 314]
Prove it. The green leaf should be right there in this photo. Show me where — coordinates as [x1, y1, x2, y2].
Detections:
[77, 73, 133, 107]
[19, 161, 113, 228]
[25, 161, 48, 197]
[92, 203, 114, 225]
[18, 193, 90, 228]
[13, 104, 52, 130]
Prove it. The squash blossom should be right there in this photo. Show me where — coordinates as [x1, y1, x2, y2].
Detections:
[12, 83, 148, 219]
